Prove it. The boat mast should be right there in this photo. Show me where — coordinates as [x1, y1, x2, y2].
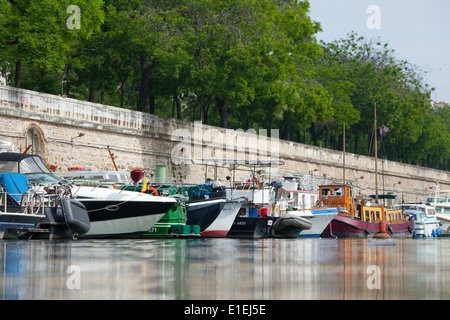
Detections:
[343, 122, 346, 186]
[374, 103, 379, 204]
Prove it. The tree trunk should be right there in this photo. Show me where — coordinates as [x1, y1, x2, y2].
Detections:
[202, 100, 210, 125]
[310, 123, 318, 146]
[120, 80, 125, 108]
[15, 61, 21, 88]
[149, 94, 155, 114]
[216, 98, 228, 128]
[324, 127, 329, 148]
[284, 123, 290, 141]
[137, 56, 157, 112]
[65, 64, 71, 98]
[173, 92, 181, 120]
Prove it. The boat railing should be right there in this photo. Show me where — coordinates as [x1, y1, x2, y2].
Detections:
[0, 187, 48, 215]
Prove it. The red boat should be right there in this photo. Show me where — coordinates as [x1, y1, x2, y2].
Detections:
[319, 185, 415, 238]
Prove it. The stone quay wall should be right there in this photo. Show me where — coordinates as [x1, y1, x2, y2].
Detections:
[0, 85, 448, 201]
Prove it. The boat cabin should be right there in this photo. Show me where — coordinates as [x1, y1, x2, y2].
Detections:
[319, 185, 353, 214]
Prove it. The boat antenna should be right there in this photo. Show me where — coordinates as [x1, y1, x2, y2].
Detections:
[374, 103, 379, 204]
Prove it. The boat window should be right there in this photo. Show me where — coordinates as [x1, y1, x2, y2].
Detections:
[0, 161, 18, 173]
[376, 211, 380, 221]
[334, 187, 343, 196]
[427, 208, 435, 216]
[19, 156, 50, 174]
[365, 210, 370, 221]
[370, 211, 375, 222]
[321, 188, 331, 197]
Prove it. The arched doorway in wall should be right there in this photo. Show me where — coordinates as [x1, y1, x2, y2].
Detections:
[24, 124, 47, 159]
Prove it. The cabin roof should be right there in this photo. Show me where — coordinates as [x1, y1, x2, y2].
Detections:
[0, 152, 40, 162]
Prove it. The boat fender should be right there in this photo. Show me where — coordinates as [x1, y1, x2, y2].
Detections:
[147, 186, 158, 196]
[388, 225, 394, 235]
[437, 229, 442, 237]
[141, 177, 148, 193]
[408, 225, 414, 234]
[432, 229, 436, 237]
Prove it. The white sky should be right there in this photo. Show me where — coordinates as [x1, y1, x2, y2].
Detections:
[309, 0, 450, 103]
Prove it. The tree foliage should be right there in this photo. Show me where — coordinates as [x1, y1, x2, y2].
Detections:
[0, 1, 447, 170]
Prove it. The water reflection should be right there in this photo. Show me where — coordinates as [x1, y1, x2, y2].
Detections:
[1, 238, 450, 300]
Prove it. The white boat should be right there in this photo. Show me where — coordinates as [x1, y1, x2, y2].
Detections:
[426, 184, 450, 236]
[275, 178, 337, 238]
[59, 169, 238, 238]
[402, 202, 441, 238]
[0, 153, 176, 238]
[272, 199, 338, 238]
[71, 185, 175, 238]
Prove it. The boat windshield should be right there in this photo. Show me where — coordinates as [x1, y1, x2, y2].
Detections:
[19, 156, 50, 174]
[426, 196, 450, 204]
[26, 173, 61, 185]
[403, 205, 425, 213]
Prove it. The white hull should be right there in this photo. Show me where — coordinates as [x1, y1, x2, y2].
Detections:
[72, 186, 176, 238]
[414, 220, 441, 237]
[301, 211, 337, 237]
[86, 213, 165, 238]
[201, 201, 242, 237]
[283, 208, 338, 237]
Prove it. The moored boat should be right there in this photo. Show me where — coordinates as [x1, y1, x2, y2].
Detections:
[403, 202, 441, 238]
[271, 214, 312, 238]
[0, 152, 176, 238]
[185, 184, 227, 237]
[426, 186, 450, 236]
[320, 185, 415, 238]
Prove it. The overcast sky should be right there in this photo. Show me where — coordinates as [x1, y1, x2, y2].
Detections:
[308, 0, 450, 103]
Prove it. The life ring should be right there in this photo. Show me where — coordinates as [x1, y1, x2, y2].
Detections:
[147, 186, 158, 196]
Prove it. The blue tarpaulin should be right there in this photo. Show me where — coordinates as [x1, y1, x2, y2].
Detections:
[0, 172, 30, 202]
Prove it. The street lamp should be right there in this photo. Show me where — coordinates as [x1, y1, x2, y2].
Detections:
[71, 133, 85, 144]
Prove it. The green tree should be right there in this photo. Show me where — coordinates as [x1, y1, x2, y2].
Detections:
[187, 0, 322, 128]
[0, 0, 104, 88]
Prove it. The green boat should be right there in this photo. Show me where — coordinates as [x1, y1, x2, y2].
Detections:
[124, 183, 201, 238]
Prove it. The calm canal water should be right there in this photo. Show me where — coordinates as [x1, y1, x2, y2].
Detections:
[1, 237, 450, 300]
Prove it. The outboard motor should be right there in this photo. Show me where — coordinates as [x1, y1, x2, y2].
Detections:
[37, 197, 90, 239]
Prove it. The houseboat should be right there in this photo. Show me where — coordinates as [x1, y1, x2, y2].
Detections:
[320, 185, 415, 238]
